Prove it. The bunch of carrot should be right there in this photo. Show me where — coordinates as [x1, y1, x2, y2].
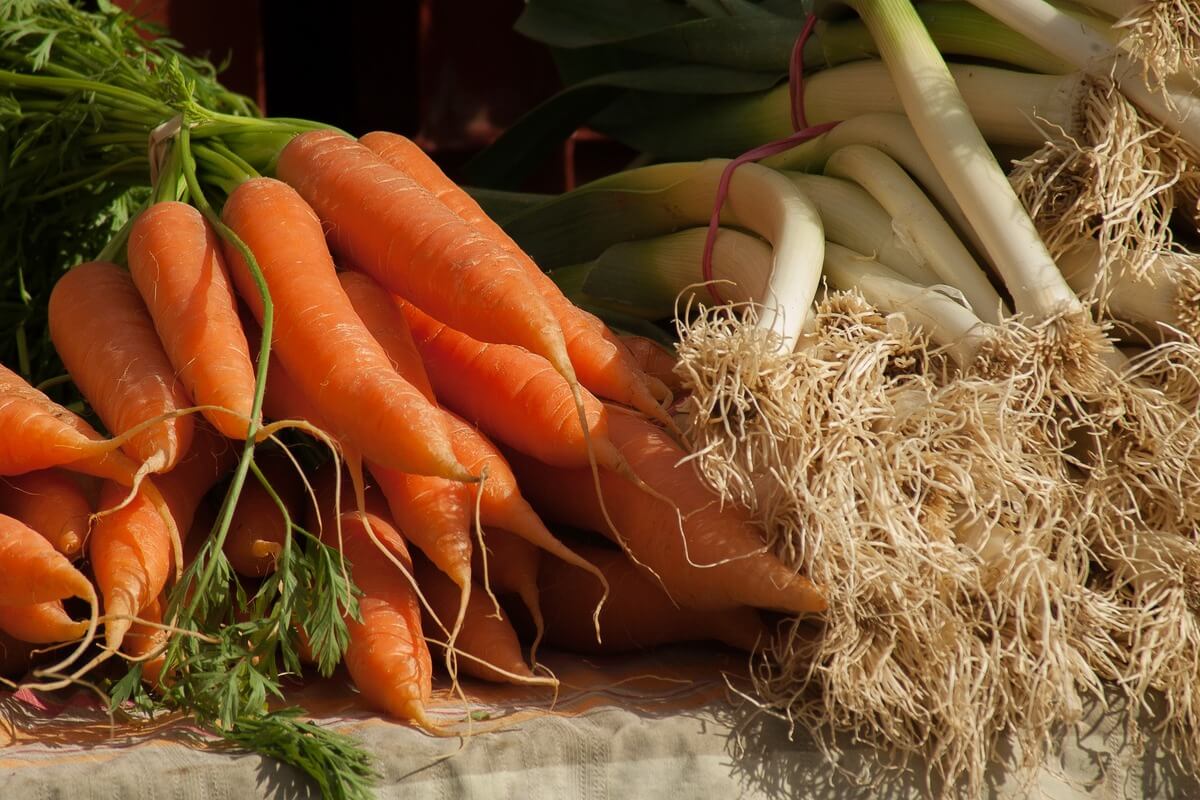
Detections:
[0, 44, 826, 790]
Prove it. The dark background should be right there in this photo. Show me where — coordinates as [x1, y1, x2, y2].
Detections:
[114, 0, 624, 190]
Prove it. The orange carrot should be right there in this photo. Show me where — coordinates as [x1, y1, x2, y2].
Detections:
[415, 556, 537, 684]
[276, 131, 578, 390]
[325, 501, 432, 726]
[438, 410, 609, 599]
[224, 451, 306, 578]
[256, 336, 602, 612]
[220, 177, 469, 482]
[369, 462, 473, 588]
[0, 513, 95, 607]
[338, 271, 435, 402]
[91, 424, 236, 648]
[508, 411, 826, 615]
[401, 300, 623, 471]
[538, 544, 767, 653]
[48, 261, 195, 471]
[619, 335, 681, 399]
[0, 469, 91, 558]
[0, 363, 151, 483]
[338, 269, 475, 595]
[360, 130, 670, 418]
[240, 316, 329, 432]
[122, 594, 168, 685]
[0, 601, 88, 645]
[127, 201, 257, 439]
[471, 527, 542, 642]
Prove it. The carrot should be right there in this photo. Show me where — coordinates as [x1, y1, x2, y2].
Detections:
[324, 501, 433, 727]
[276, 131, 579, 392]
[471, 527, 542, 648]
[220, 177, 469, 482]
[507, 411, 826, 615]
[224, 451, 306, 577]
[619, 335, 682, 399]
[369, 462, 473, 588]
[438, 410, 610, 601]
[338, 271, 435, 402]
[338, 269, 475, 597]
[0, 513, 95, 607]
[538, 543, 767, 654]
[414, 556, 541, 685]
[48, 261, 195, 472]
[91, 423, 236, 648]
[400, 300, 624, 471]
[0, 601, 88, 645]
[360, 130, 671, 419]
[0, 469, 91, 558]
[122, 594, 168, 685]
[127, 201, 257, 439]
[258, 336, 605, 617]
[0, 363, 152, 483]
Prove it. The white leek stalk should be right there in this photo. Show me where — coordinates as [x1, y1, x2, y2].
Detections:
[843, 0, 1084, 321]
[762, 112, 985, 261]
[823, 145, 1007, 323]
[965, 0, 1200, 148]
[1058, 239, 1200, 341]
[822, 243, 994, 367]
[784, 173, 938, 285]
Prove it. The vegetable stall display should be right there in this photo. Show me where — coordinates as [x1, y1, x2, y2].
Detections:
[1, 2, 1198, 800]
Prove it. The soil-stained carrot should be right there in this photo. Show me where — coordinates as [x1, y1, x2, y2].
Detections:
[276, 131, 578, 388]
[415, 556, 536, 684]
[48, 261, 195, 471]
[220, 177, 469, 482]
[0, 601, 88, 644]
[0, 513, 95, 606]
[508, 412, 826, 615]
[538, 544, 767, 653]
[127, 201, 257, 439]
[360, 130, 670, 418]
[91, 424, 236, 648]
[0, 363, 150, 483]
[401, 300, 623, 471]
[225, 451, 307, 578]
[472, 527, 542, 639]
[325, 503, 433, 727]
[0, 469, 91, 558]
[619, 335, 682, 399]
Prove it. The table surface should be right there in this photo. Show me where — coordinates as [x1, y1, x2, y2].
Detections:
[2, 647, 1196, 799]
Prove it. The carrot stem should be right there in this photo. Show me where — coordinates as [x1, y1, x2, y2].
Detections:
[172, 117, 273, 622]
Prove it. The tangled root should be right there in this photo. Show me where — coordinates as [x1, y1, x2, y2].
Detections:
[1089, 526, 1200, 767]
[1010, 78, 1200, 305]
[676, 295, 1108, 795]
[1114, 0, 1200, 91]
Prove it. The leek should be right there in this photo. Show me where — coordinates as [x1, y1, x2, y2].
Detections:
[822, 145, 1006, 323]
[964, 0, 1200, 148]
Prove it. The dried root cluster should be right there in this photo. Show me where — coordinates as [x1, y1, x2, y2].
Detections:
[675, 293, 1200, 795]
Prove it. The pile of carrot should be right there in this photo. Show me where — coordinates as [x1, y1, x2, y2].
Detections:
[0, 128, 825, 736]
